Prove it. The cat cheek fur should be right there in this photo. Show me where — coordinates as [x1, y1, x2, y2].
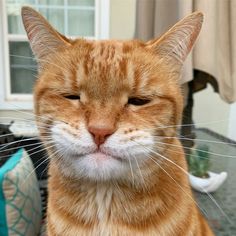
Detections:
[50, 120, 156, 181]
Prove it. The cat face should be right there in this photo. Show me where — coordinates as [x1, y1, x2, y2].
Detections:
[34, 40, 183, 181]
[22, 7, 203, 182]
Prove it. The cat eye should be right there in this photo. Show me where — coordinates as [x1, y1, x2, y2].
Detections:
[128, 97, 151, 106]
[64, 95, 80, 100]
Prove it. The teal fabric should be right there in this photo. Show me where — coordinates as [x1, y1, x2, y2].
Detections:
[0, 148, 42, 236]
[0, 148, 23, 236]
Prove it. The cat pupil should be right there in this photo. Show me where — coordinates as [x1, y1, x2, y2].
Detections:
[64, 95, 80, 100]
[128, 97, 150, 106]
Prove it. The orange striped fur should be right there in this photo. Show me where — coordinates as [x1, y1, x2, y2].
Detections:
[22, 7, 214, 236]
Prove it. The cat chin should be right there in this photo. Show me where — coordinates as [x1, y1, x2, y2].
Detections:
[57, 152, 135, 181]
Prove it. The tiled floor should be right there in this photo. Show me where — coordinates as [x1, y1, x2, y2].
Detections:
[194, 129, 236, 236]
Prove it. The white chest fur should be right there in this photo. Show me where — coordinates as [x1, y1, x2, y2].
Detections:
[95, 184, 114, 221]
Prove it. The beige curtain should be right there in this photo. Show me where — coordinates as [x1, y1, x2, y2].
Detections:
[135, 0, 236, 103]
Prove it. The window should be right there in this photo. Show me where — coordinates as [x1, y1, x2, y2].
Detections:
[0, 0, 110, 109]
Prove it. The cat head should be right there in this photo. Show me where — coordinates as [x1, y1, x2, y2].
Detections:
[22, 7, 203, 183]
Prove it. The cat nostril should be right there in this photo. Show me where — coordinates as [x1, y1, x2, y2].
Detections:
[88, 126, 115, 146]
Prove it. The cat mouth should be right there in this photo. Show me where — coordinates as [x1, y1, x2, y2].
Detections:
[89, 151, 123, 162]
[70, 150, 123, 161]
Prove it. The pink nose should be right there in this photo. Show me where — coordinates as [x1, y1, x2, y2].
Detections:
[88, 126, 115, 146]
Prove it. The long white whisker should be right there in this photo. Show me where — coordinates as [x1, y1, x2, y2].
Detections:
[21, 144, 58, 186]
[127, 155, 135, 187]
[0, 133, 15, 138]
[132, 140, 232, 224]
[132, 153, 146, 188]
[0, 140, 52, 157]
[0, 143, 53, 161]
[10, 54, 68, 71]
[160, 143, 227, 162]
[0, 137, 47, 151]
[153, 138, 236, 158]
[140, 118, 230, 130]
[152, 135, 236, 146]
[0, 116, 53, 128]
[21, 155, 50, 187]
[145, 152, 209, 219]
[1, 106, 55, 122]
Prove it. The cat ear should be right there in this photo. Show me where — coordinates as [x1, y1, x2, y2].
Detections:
[145, 11, 203, 64]
[21, 6, 71, 62]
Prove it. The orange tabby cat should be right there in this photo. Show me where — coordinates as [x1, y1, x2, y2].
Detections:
[22, 7, 214, 236]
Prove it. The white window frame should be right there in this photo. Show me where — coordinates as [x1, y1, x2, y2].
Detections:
[0, 0, 110, 110]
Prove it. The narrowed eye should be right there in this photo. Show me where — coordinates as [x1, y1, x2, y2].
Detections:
[128, 97, 151, 106]
[64, 95, 80, 100]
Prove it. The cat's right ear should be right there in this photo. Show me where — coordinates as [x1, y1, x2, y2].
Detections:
[145, 11, 203, 65]
[21, 7, 71, 63]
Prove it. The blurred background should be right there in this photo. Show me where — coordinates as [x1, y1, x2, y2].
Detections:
[0, 1, 236, 236]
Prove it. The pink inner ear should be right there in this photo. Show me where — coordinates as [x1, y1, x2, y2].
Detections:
[145, 12, 203, 64]
[28, 28, 38, 41]
[22, 6, 70, 61]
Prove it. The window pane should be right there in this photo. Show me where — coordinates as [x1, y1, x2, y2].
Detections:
[7, 0, 97, 95]
[38, 0, 64, 5]
[39, 8, 65, 34]
[7, 0, 95, 37]
[7, 0, 31, 34]
[9, 42, 37, 94]
[68, 0, 94, 6]
[11, 68, 37, 94]
[68, 9, 94, 36]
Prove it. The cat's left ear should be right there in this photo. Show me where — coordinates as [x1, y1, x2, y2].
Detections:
[21, 6, 71, 63]
[145, 11, 203, 64]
